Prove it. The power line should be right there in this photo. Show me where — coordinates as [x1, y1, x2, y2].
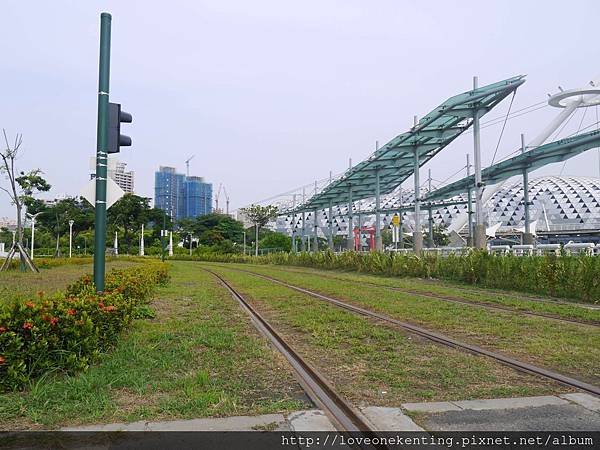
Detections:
[490, 91, 516, 165]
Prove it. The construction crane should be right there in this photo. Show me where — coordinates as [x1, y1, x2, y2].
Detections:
[185, 155, 195, 177]
[215, 183, 222, 213]
[214, 183, 230, 215]
[222, 185, 230, 215]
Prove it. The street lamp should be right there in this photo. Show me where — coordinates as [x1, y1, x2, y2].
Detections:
[189, 232, 193, 256]
[69, 220, 75, 258]
[26, 212, 43, 260]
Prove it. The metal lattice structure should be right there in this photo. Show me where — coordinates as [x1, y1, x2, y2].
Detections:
[424, 129, 600, 202]
[276, 176, 600, 236]
[290, 75, 525, 213]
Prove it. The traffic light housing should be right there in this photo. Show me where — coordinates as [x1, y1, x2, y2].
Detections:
[108, 102, 132, 153]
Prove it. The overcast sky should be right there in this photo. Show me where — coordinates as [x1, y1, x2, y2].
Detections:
[1, 0, 599, 219]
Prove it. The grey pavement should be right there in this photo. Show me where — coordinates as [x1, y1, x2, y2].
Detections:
[406, 393, 600, 431]
[60, 393, 600, 432]
[420, 404, 600, 431]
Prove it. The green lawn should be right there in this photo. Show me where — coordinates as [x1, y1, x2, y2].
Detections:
[207, 265, 567, 408]
[0, 260, 136, 303]
[241, 265, 600, 323]
[0, 261, 307, 430]
[214, 263, 600, 385]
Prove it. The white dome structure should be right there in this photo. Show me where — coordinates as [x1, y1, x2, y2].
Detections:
[487, 176, 600, 232]
[276, 176, 600, 237]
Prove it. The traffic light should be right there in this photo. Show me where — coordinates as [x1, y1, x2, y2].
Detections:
[108, 102, 132, 153]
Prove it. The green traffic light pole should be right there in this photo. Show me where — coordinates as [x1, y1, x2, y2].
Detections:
[93, 12, 111, 292]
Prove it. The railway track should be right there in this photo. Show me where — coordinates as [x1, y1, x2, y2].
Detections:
[246, 266, 600, 328]
[203, 268, 383, 446]
[214, 265, 600, 398]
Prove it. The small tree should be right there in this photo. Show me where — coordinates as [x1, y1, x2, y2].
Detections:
[239, 204, 278, 256]
[0, 130, 51, 271]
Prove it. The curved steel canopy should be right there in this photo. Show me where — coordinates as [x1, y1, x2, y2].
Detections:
[290, 75, 526, 213]
[423, 129, 600, 202]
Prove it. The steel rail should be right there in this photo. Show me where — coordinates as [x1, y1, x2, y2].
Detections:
[247, 266, 600, 328]
[202, 268, 384, 446]
[217, 265, 600, 397]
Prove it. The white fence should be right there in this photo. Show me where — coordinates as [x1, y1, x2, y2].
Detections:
[388, 242, 600, 257]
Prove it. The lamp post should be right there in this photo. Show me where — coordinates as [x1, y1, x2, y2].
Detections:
[243, 231, 246, 255]
[26, 212, 42, 259]
[69, 220, 74, 258]
[161, 211, 166, 262]
[189, 232, 193, 256]
[140, 223, 145, 256]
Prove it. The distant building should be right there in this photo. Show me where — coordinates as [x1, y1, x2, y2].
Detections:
[154, 166, 212, 221]
[184, 176, 212, 217]
[90, 157, 135, 193]
[0, 217, 17, 231]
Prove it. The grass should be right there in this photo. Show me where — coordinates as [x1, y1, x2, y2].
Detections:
[212, 263, 600, 385]
[0, 261, 307, 429]
[0, 261, 136, 302]
[249, 265, 600, 324]
[207, 265, 567, 407]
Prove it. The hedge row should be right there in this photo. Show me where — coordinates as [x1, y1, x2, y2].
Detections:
[0, 262, 169, 391]
[179, 251, 600, 303]
[2, 255, 151, 270]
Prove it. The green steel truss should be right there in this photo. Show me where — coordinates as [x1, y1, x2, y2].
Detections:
[354, 199, 470, 216]
[290, 75, 526, 213]
[424, 129, 600, 202]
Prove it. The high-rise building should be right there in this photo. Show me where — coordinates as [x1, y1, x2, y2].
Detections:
[184, 176, 213, 217]
[90, 157, 135, 193]
[154, 166, 212, 221]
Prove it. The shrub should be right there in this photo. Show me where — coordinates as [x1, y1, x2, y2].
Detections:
[176, 251, 600, 303]
[0, 262, 169, 391]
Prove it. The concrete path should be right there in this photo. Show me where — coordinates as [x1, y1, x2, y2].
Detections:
[61, 393, 599, 432]
[403, 393, 600, 431]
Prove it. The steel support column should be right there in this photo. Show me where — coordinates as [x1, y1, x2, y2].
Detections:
[466, 153, 474, 246]
[521, 133, 534, 245]
[413, 150, 423, 254]
[428, 207, 434, 248]
[301, 187, 306, 251]
[291, 194, 297, 252]
[328, 201, 334, 250]
[473, 76, 487, 249]
[312, 209, 319, 252]
[399, 189, 404, 249]
[375, 168, 382, 251]
[347, 186, 354, 250]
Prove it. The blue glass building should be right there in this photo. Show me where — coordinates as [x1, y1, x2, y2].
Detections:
[154, 167, 212, 221]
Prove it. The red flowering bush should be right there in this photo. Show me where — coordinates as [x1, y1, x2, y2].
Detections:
[0, 262, 169, 391]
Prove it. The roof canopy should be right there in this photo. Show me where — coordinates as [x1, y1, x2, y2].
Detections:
[291, 75, 526, 213]
[423, 129, 600, 202]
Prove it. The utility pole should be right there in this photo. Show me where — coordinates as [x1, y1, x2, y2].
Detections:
[93, 12, 111, 291]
